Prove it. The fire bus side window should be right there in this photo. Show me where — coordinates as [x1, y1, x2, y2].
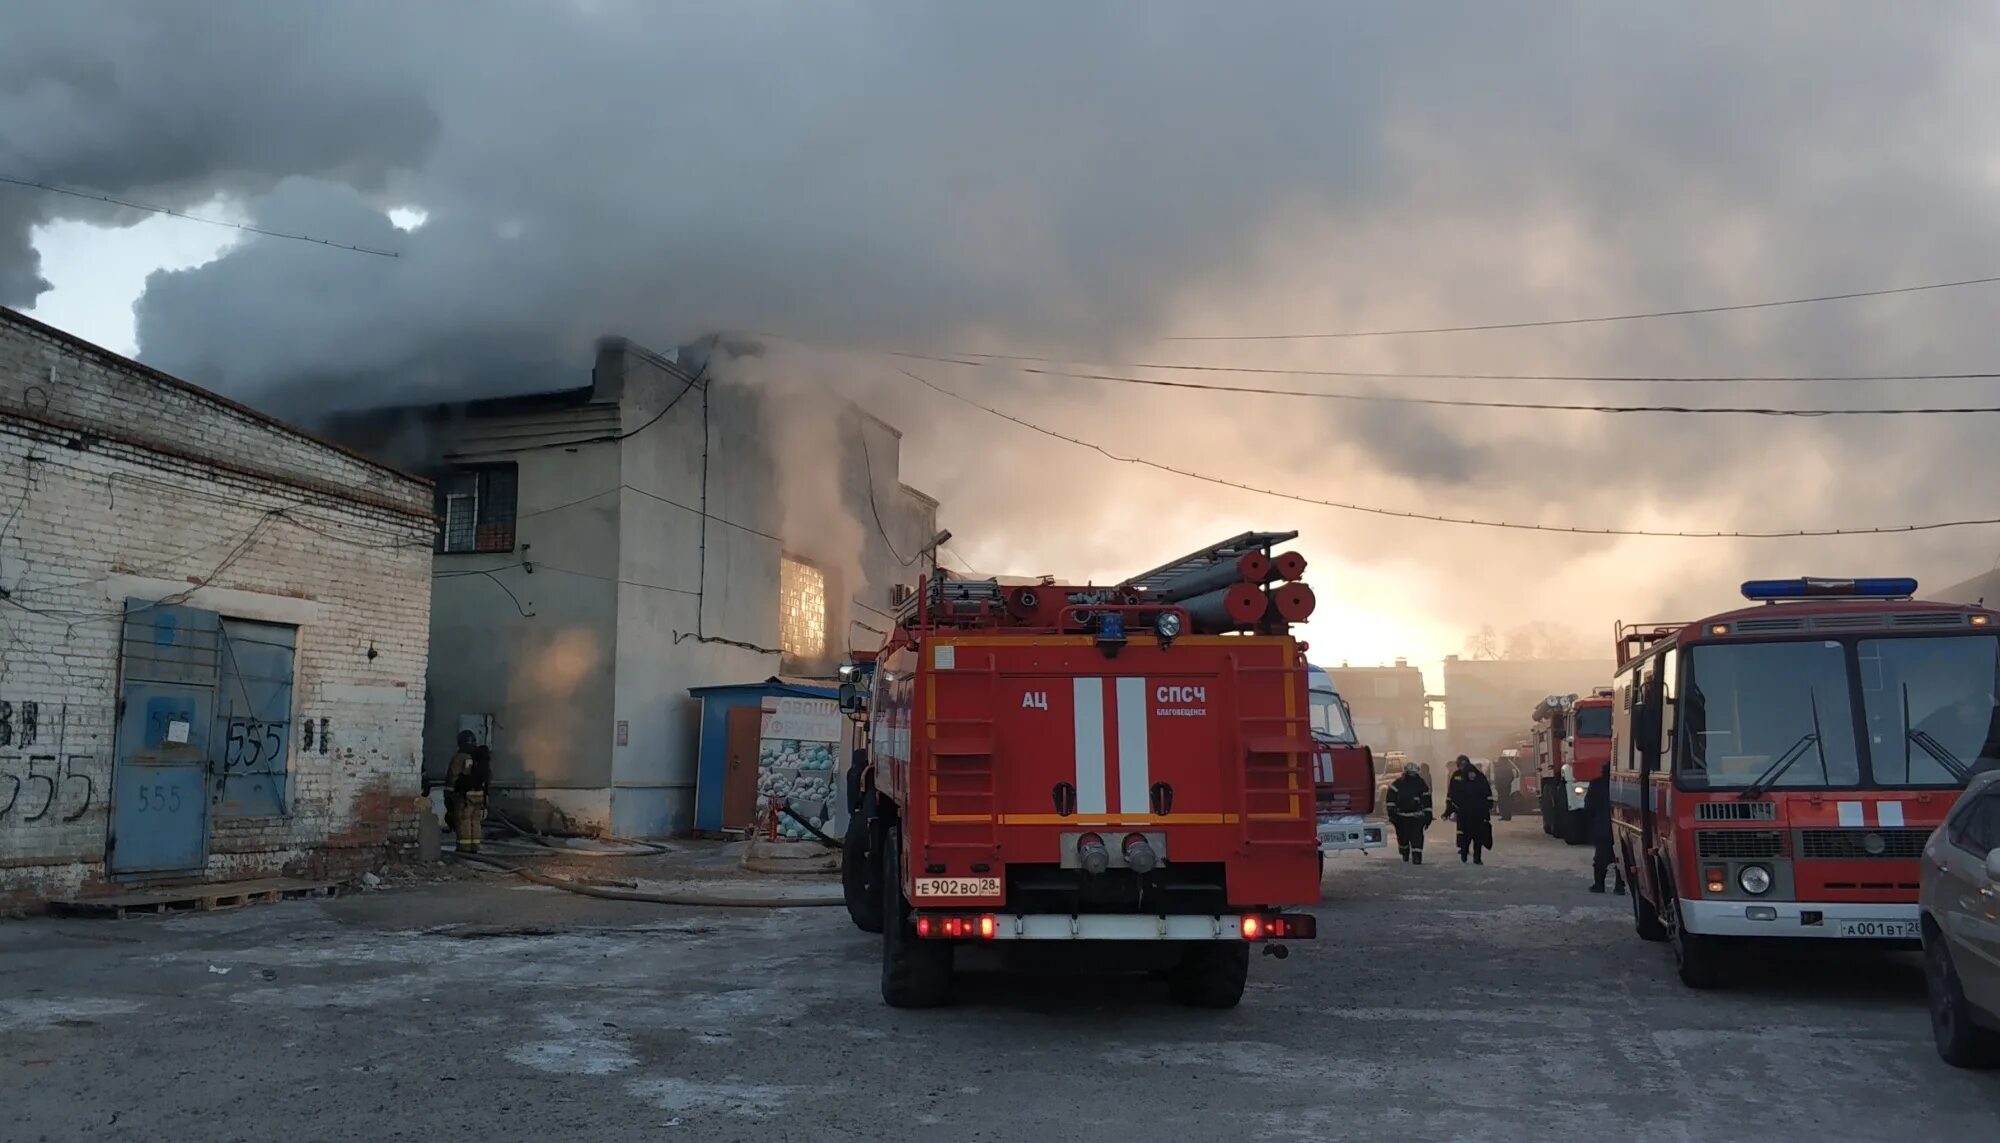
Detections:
[1657, 648, 1678, 766]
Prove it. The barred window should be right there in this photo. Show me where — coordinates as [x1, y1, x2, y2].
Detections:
[780, 555, 827, 666]
[437, 465, 518, 554]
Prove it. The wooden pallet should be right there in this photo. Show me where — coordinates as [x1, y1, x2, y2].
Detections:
[51, 878, 342, 919]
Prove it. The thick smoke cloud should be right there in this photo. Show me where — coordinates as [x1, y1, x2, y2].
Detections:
[7, 1, 2000, 664]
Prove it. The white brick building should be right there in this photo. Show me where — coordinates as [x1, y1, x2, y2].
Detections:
[328, 337, 938, 838]
[0, 307, 434, 910]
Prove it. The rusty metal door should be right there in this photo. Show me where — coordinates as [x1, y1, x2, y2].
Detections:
[722, 706, 765, 830]
[108, 602, 220, 877]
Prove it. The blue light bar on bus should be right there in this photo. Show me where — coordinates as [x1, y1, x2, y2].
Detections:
[1740, 577, 1918, 602]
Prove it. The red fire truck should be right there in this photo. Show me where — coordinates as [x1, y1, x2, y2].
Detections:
[1533, 690, 1614, 844]
[840, 533, 1323, 1008]
[1612, 577, 2000, 988]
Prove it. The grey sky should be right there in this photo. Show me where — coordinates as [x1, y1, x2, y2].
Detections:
[5, 0, 2000, 664]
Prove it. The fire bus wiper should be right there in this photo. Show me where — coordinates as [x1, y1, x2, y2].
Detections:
[1739, 730, 1820, 800]
[1901, 683, 1972, 783]
[1906, 730, 1971, 783]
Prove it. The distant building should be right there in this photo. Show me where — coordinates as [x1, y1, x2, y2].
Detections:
[0, 307, 433, 909]
[1442, 655, 1615, 761]
[1328, 659, 1436, 762]
[328, 337, 937, 838]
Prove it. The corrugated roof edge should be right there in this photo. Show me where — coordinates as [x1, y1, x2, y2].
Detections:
[2, 305, 430, 490]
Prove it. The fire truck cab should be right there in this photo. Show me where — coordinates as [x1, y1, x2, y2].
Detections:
[1308, 665, 1383, 863]
[1613, 577, 2000, 989]
[1534, 690, 1613, 844]
[842, 533, 1324, 1009]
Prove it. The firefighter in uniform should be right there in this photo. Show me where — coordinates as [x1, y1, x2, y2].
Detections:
[1586, 768, 1625, 894]
[1385, 764, 1433, 864]
[443, 730, 476, 833]
[447, 740, 492, 853]
[1443, 755, 1495, 865]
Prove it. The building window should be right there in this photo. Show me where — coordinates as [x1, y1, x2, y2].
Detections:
[437, 464, 518, 553]
[780, 555, 828, 666]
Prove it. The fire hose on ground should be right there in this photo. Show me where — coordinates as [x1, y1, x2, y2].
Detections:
[452, 851, 844, 908]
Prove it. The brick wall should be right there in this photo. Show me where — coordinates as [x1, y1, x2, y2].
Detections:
[0, 312, 433, 910]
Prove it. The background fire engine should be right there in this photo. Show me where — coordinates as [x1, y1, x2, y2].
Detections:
[1532, 690, 1614, 844]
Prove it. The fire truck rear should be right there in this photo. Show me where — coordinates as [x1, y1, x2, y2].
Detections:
[841, 533, 1323, 1008]
[1613, 577, 2000, 988]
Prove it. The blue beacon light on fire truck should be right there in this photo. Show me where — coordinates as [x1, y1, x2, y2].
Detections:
[1739, 577, 1919, 602]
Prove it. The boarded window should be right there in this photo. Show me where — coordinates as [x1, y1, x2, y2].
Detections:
[437, 464, 518, 553]
[780, 555, 828, 666]
[215, 619, 298, 817]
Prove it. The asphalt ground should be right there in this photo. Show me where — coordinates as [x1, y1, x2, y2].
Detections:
[2, 816, 1995, 1142]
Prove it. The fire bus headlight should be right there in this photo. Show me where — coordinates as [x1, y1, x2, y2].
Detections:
[1739, 865, 1773, 895]
[1155, 611, 1184, 640]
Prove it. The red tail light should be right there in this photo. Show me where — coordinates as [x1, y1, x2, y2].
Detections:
[916, 916, 933, 938]
[1241, 915, 1264, 939]
[978, 914, 997, 939]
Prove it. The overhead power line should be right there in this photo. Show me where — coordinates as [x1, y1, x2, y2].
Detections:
[908, 355, 2000, 416]
[895, 367, 2000, 539]
[889, 348, 2000, 386]
[1162, 272, 2000, 341]
[0, 173, 402, 258]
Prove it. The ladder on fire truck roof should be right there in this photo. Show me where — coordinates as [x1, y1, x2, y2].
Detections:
[1119, 531, 1299, 592]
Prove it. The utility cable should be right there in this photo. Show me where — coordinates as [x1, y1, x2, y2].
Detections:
[896, 355, 2000, 416]
[896, 367, 2000, 539]
[1161, 272, 2000, 341]
[882, 346, 2000, 386]
[0, 172, 401, 258]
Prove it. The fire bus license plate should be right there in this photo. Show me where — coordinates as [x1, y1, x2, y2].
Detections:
[914, 877, 1001, 899]
[1837, 919, 1920, 939]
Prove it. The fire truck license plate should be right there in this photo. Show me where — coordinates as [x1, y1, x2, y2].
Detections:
[1836, 919, 1920, 939]
[914, 877, 1001, 898]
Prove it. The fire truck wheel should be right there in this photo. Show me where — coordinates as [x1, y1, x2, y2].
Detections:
[1665, 884, 1724, 989]
[1927, 932, 2000, 1069]
[843, 803, 884, 934]
[880, 826, 953, 1009]
[1166, 942, 1250, 1009]
[1629, 868, 1667, 942]
[1561, 812, 1589, 846]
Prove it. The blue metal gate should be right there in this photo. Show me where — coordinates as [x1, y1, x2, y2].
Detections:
[109, 602, 221, 877]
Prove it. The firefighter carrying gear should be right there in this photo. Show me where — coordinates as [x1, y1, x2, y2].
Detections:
[1385, 766, 1433, 864]
[447, 740, 493, 853]
[1443, 756, 1495, 865]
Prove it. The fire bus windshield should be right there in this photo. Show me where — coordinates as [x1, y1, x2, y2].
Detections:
[1574, 706, 1612, 738]
[1858, 634, 2000, 785]
[1679, 634, 2000, 790]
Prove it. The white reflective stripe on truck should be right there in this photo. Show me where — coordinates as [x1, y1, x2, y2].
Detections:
[990, 914, 1242, 940]
[1073, 677, 1108, 814]
[1115, 677, 1151, 814]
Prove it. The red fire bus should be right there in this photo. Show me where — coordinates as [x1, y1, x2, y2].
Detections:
[1613, 577, 2000, 988]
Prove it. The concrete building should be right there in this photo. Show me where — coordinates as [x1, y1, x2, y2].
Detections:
[328, 337, 937, 839]
[1441, 655, 1615, 761]
[0, 308, 434, 909]
[1328, 660, 1437, 762]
